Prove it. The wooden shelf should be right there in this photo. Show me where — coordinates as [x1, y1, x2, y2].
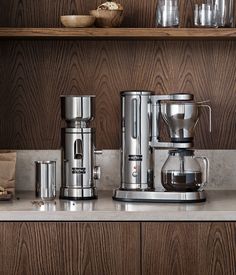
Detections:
[0, 27, 236, 40]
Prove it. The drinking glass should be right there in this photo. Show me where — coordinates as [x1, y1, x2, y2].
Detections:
[156, 0, 179, 27]
[214, 0, 234, 27]
[194, 3, 217, 27]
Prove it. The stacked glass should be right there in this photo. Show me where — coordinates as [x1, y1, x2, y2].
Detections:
[194, 0, 234, 27]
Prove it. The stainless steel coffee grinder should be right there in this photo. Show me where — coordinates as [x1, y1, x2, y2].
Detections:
[60, 95, 101, 200]
[113, 90, 211, 202]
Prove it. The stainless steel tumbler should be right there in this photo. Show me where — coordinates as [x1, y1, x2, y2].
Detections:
[35, 161, 56, 200]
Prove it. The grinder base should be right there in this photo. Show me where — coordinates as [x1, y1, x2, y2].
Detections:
[60, 187, 97, 200]
[113, 189, 206, 203]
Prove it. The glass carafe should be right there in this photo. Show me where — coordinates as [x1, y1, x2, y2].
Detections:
[161, 149, 209, 192]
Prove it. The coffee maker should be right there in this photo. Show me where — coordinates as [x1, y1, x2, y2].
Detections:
[113, 90, 211, 202]
[60, 95, 101, 200]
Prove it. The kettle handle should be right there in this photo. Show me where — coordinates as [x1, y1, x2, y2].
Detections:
[194, 156, 209, 190]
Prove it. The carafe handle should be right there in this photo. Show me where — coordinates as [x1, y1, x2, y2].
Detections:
[194, 156, 209, 190]
[198, 104, 212, 132]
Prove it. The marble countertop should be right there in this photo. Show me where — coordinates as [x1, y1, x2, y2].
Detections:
[0, 190, 235, 221]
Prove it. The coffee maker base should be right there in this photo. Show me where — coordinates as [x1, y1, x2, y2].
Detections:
[113, 189, 206, 203]
[60, 187, 97, 200]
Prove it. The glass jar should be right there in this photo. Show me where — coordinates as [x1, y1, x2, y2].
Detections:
[161, 149, 209, 192]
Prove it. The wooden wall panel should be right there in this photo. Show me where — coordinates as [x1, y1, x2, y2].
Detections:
[0, 40, 235, 149]
[0, 222, 140, 275]
[0, 0, 228, 28]
[0, 0, 235, 149]
[0, 0, 157, 27]
[142, 222, 236, 275]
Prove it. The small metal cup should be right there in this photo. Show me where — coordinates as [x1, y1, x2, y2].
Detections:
[35, 161, 56, 201]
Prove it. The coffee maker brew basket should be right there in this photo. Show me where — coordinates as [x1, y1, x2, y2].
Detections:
[161, 101, 212, 143]
[160, 102, 199, 143]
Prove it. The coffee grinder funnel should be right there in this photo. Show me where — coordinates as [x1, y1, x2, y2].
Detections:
[61, 95, 95, 127]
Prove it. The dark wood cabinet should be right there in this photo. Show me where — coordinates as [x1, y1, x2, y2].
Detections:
[142, 222, 236, 275]
[1, 221, 236, 275]
[0, 222, 140, 275]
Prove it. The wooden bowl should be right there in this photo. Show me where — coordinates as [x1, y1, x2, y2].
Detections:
[60, 15, 95, 28]
[89, 10, 123, 27]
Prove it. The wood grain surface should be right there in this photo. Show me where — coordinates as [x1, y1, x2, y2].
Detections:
[0, 222, 140, 275]
[0, 0, 235, 149]
[0, 39, 235, 149]
[142, 222, 236, 275]
[1, 28, 236, 39]
[1, 0, 234, 28]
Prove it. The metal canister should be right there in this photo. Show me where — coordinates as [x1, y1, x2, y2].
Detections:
[35, 161, 56, 201]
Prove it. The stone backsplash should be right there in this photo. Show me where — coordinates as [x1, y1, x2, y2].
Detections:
[16, 150, 236, 191]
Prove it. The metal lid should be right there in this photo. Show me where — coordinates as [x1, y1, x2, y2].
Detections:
[169, 149, 194, 157]
[120, 90, 154, 96]
[170, 93, 194, 99]
[35, 161, 56, 164]
[161, 101, 196, 105]
[60, 95, 96, 98]
[64, 128, 94, 133]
